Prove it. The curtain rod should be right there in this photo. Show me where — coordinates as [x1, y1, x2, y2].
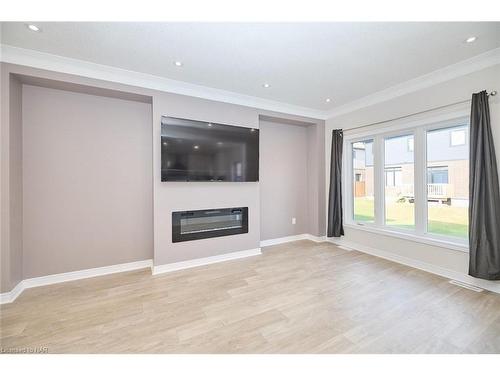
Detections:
[343, 90, 497, 132]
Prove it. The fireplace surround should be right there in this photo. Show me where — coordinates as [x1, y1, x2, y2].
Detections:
[172, 207, 248, 243]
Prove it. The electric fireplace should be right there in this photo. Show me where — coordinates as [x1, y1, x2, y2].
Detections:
[172, 207, 248, 243]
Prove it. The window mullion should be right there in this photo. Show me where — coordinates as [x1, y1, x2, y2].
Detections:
[414, 127, 426, 236]
[344, 140, 353, 224]
[343, 115, 469, 246]
[373, 135, 385, 227]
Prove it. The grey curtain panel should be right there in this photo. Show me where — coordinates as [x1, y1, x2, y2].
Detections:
[327, 129, 344, 237]
[469, 91, 500, 280]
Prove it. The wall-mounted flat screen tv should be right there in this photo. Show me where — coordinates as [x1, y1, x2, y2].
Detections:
[161, 116, 259, 182]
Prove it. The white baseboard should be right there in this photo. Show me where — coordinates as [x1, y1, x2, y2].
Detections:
[152, 248, 261, 275]
[0, 259, 153, 304]
[304, 234, 327, 243]
[260, 234, 308, 247]
[260, 234, 326, 247]
[0, 281, 25, 305]
[4, 235, 497, 304]
[328, 238, 500, 295]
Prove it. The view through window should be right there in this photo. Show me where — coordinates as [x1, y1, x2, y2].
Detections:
[348, 117, 469, 245]
[384, 134, 415, 230]
[352, 139, 374, 223]
[426, 125, 469, 239]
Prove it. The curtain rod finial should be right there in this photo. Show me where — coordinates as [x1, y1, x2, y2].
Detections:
[490, 90, 497, 96]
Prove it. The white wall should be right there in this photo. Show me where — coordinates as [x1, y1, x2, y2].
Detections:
[325, 64, 500, 279]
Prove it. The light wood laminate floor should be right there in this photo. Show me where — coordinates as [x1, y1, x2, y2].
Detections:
[2, 240, 500, 354]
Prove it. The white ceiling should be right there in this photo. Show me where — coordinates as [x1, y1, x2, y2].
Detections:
[1, 22, 500, 112]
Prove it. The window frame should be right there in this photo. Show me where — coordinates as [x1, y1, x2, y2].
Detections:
[382, 129, 416, 233]
[343, 109, 469, 252]
[349, 138, 376, 225]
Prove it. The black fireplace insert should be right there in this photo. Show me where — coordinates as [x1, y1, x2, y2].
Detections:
[172, 207, 248, 243]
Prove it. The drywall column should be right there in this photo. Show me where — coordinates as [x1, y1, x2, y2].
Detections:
[0, 69, 23, 293]
[152, 93, 261, 266]
[307, 121, 326, 237]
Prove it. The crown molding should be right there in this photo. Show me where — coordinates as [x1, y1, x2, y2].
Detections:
[2, 44, 499, 121]
[0, 44, 325, 119]
[326, 47, 500, 119]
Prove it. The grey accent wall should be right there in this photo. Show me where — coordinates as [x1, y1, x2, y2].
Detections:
[22, 85, 153, 278]
[260, 120, 309, 240]
[259, 117, 326, 241]
[1, 62, 325, 292]
[152, 94, 261, 265]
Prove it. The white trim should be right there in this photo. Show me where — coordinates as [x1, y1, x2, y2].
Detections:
[342, 106, 470, 139]
[0, 281, 25, 304]
[326, 239, 355, 252]
[326, 47, 500, 119]
[304, 234, 327, 243]
[449, 280, 484, 293]
[326, 238, 500, 295]
[152, 248, 261, 275]
[336, 245, 355, 252]
[260, 234, 326, 247]
[260, 234, 309, 247]
[343, 223, 468, 252]
[0, 259, 153, 304]
[0, 44, 324, 120]
[22, 259, 153, 289]
[1, 44, 499, 121]
[343, 111, 471, 251]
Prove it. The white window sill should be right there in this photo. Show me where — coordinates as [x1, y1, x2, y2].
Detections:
[343, 223, 469, 253]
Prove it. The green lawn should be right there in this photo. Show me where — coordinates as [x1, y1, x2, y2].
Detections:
[354, 197, 468, 238]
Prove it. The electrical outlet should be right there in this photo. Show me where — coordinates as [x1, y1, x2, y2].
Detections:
[292, 217, 296, 225]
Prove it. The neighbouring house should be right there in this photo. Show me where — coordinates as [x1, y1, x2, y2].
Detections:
[353, 124, 469, 206]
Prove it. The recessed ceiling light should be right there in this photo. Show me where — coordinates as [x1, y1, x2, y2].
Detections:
[27, 24, 41, 32]
[174, 61, 183, 67]
[262, 83, 271, 88]
[325, 98, 332, 103]
[207, 123, 212, 127]
[193, 145, 199, 149]
[465, 36, 477, 43]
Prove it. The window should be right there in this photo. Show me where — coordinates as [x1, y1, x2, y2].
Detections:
[427, 126, 469, 239]
[351, 139, 374, 223]
[450, 129, 466, 146]
[384, 134, 414, 230]
[385, 167, 402, 187]
[345, 116, 469, 248]
[407, 137, 414, 152]
[427, 167, 448, 184]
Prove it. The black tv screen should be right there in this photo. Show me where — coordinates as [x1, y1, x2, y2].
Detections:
[161, 116, 259, 182]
